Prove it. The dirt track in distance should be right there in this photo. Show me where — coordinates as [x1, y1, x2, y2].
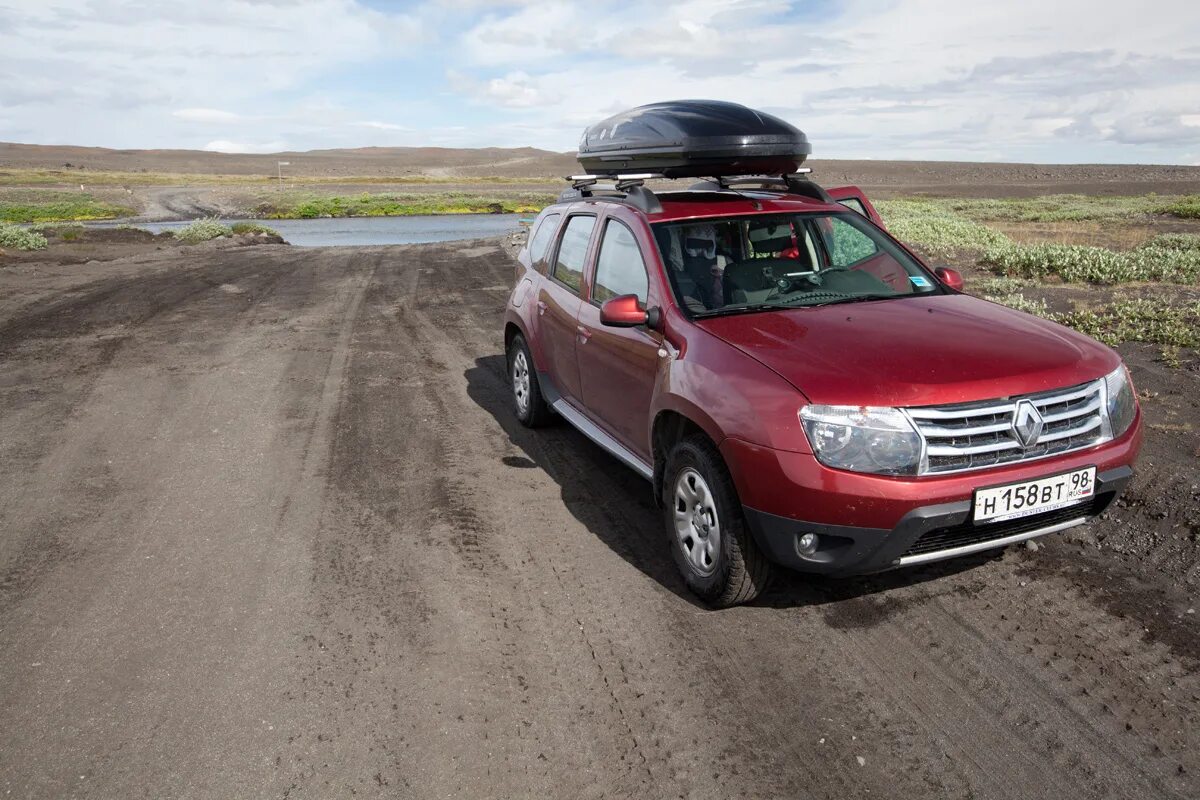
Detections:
[1, 238, 1198, 798]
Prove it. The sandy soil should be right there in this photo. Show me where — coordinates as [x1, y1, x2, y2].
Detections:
[1, 235, 1197, 798]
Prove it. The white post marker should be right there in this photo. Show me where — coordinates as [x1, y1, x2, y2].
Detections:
[277, 161, 290, 185]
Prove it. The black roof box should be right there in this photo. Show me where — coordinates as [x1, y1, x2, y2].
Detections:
[576, 100, 810, 179]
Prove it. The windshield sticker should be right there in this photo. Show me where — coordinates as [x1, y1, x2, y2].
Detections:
[910, 275, 931, 287]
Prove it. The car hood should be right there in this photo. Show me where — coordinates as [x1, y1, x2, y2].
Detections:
[695, 294, 1118, 407]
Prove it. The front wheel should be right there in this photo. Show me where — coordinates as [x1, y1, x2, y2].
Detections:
[663, 435, 772, 607]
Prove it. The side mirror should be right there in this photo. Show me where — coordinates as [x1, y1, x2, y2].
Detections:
[934, 266, 964, 292]
[599, 294, 647, 327]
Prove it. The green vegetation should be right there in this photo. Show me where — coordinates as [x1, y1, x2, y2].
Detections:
[255, 190, 554, 219]
[0, 191, 135, 222]
[173, 219, 232, 244]
[886, 197, 1200, 362]
[229, 221, 278, 236]
[979, 287, 1200, 352]
[875, 199, 1009, 256]
[879, 198, 1200, 285]
[1057, 298, 1200, 349]
[879, 194, 1200, 226]
[1141, 232, 1200, 251]
[980, 239, 1200, 284]
[0, 222, 49, 251]
[1158, 197, 1200, 219]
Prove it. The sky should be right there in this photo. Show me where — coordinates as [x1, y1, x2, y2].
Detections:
[1, 0, 1198, 164]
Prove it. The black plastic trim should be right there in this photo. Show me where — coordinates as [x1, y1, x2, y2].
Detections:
[741, 465, 1134, 576]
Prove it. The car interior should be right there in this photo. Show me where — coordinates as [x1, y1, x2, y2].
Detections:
[654, 213, 917, 312]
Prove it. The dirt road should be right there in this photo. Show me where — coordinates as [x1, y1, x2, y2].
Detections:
[1, 240, 1198, 799]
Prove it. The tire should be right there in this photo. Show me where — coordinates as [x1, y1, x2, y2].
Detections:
[507, 334, 553, 428]
[662, 434, 772, 607]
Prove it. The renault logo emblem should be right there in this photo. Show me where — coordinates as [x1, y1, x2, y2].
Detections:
[1012, 400, 1044, 448]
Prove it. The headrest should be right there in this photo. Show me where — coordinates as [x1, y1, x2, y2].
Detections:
[748, 222, 791, 254]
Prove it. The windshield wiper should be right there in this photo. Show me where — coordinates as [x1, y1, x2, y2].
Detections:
[692, 303, 790, 319]
[803, 293, 898, 307]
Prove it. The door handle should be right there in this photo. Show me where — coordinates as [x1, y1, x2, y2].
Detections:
[536, 300, 547, 316]
[576, 325, 592, 342]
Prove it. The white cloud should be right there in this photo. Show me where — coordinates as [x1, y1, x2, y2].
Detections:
[1, 0, 1199, 162]
[447, 69, 561, 109]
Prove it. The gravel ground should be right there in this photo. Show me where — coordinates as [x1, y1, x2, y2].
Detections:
[0, 236, 1197, 799]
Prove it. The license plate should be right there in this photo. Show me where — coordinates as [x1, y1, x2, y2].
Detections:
[973, 466, 1096, 524]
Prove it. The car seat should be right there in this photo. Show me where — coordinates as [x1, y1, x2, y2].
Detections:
[723, 259, 778, 304]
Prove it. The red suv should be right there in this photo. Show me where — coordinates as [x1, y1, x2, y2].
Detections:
[503, 177, 1141, 606]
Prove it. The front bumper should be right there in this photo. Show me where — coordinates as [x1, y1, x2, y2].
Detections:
[740, 465, 1131, 575]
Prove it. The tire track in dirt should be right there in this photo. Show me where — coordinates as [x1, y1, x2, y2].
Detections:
[2, 238, 1197, 799]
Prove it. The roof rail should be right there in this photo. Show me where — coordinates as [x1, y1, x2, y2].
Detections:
[559, 173, 664, 214]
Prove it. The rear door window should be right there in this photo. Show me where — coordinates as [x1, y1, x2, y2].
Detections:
[592, 220, 648, 305]
[528, 212, 560, 271]
[551, 215, 596, 294]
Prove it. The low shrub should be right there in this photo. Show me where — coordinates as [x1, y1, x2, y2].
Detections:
[229, 221, 278, 236]
[979, 288, 1200, 352]
[0, 221, 49, 251]
[980, 240, 1200, 284]
[1142, 232, 1200, 252]
[174, 219, 231, 244]
[1057, 299, 1200, 348]
[1158, 197, 1200, 219]
[876, 199, 1010, 257]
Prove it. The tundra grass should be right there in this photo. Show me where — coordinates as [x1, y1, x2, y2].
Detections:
[879, 200, 1200, 284]
[875, 199, 1009, 256]
[0, 191, 135, 222]
[254, 190, 554, 219]
[880, 194, 1200, 225]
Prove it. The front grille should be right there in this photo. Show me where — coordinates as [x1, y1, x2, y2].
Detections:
[906, 380, 1107, 474]
[902, 495, 1108, 558]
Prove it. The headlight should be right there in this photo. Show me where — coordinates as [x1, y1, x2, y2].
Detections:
[799, 405, 921, 475]
[1103, 364, 1136, 439]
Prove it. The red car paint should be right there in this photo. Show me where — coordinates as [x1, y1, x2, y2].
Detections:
[504, 187, 1141, 573]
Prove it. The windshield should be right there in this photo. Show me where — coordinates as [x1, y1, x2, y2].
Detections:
[651, 211, 939, 317]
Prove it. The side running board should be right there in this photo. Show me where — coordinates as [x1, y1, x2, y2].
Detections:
[550, 400, 654, 481]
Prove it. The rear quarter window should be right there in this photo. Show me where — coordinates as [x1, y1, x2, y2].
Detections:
[528, 212, 561, 271]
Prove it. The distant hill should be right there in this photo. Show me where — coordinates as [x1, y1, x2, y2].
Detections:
[3, 141, 1199, 196]
[0, 142, 581, 179]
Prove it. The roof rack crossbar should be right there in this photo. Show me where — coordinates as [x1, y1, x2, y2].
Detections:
[558, 174, 663, 214]
[686, 172, 832, 203]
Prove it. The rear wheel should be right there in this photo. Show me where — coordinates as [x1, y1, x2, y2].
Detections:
[507, 334, 552, 427]
[663, 435, 772, 607]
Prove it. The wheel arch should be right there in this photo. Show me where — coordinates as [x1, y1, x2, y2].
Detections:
[651, 407, 724, 508]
